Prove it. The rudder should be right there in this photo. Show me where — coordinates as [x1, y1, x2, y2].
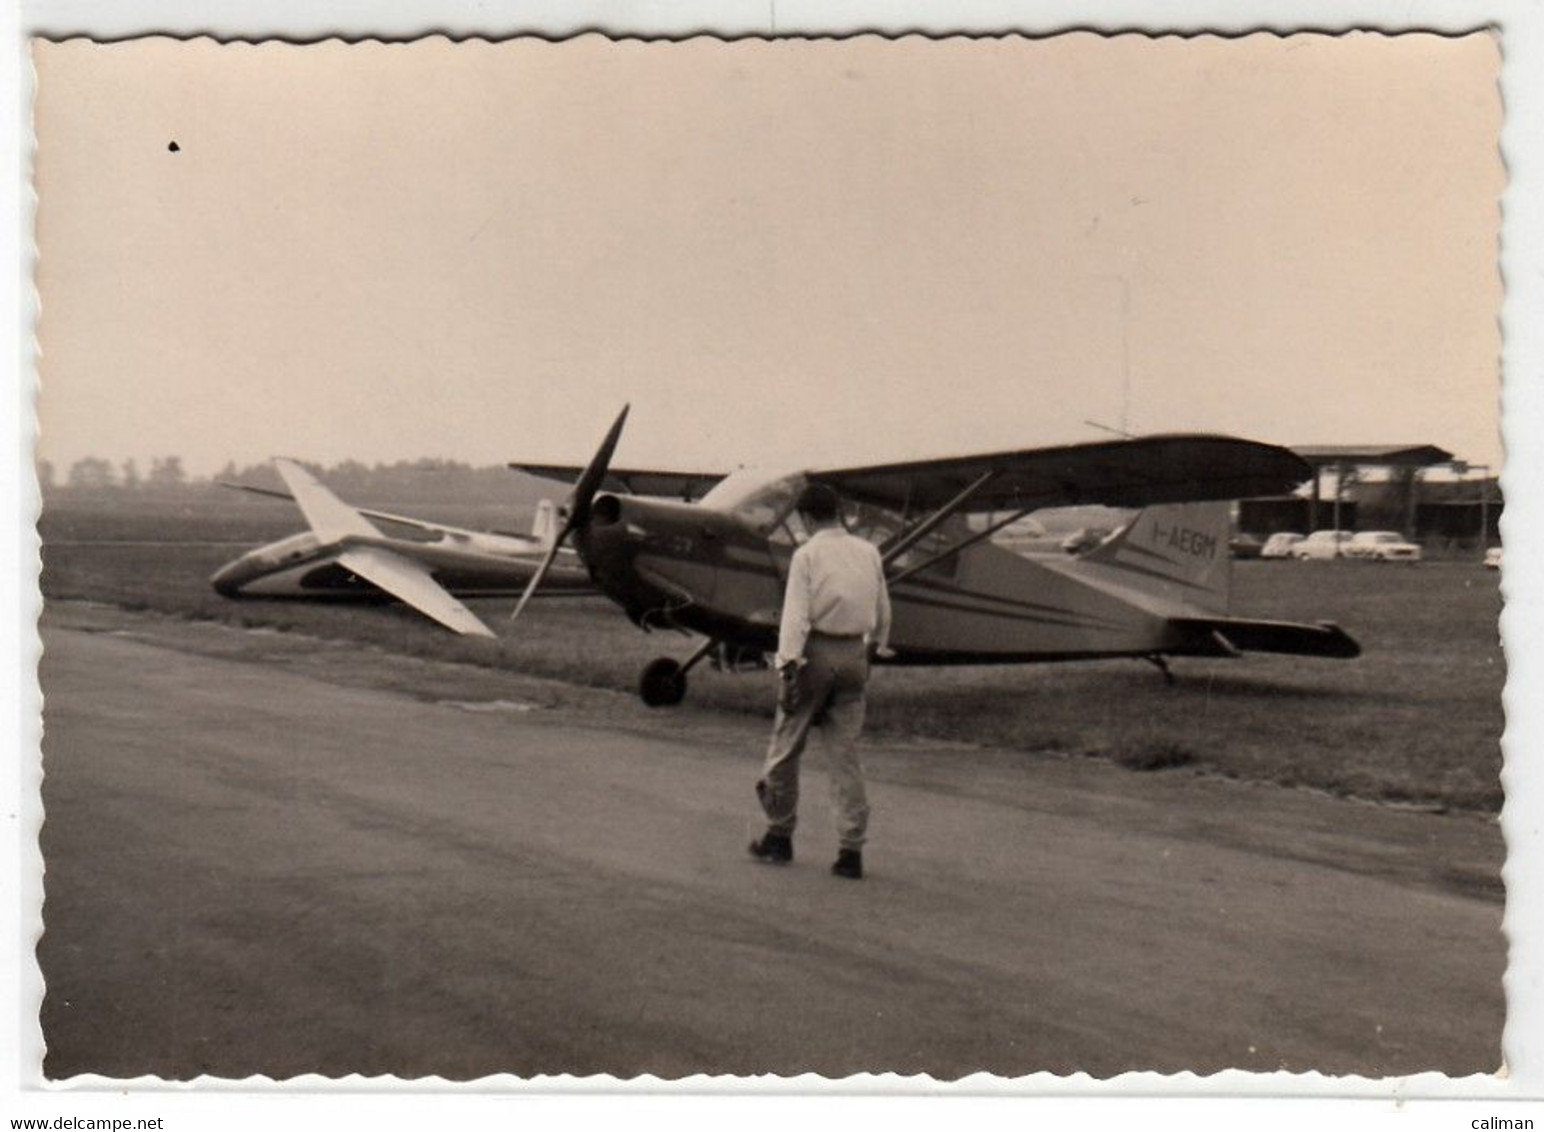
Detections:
[1080, 501, 1232, 614]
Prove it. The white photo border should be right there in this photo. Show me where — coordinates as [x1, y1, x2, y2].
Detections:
[7, 0, 1540, 1123]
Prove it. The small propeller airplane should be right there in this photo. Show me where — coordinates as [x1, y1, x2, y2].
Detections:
[507, 406, 1360, 706]
[211, 459, 590, 637]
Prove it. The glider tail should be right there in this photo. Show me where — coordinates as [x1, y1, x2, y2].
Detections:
[532, 499, 558, 549]
[1081, 500, 1233, 615]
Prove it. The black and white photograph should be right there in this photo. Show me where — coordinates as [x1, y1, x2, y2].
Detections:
[12, 7, 1543, 1121]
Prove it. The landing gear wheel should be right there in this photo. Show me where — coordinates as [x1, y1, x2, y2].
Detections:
[640, 657, 688, 707]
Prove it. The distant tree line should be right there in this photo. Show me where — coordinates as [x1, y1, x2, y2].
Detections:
[40, 455, 190, 491]
[37, 456, 552, 506]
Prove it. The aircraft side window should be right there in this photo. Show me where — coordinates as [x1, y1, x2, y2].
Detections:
[720, 472, 806, 537]
[894, 528, 961, 580]
[839, 501, 959, 577]
[769, 516, 807, 548]
[844, 501, 901, 546]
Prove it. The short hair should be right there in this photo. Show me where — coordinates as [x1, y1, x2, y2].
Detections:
[796, 482, 842, 522]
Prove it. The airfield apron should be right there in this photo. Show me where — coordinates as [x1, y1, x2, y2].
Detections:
[756, 632, 871, 850]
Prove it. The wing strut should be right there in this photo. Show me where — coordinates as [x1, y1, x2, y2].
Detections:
[878, 471, 997, 569]
[886, 505, 1040, 587]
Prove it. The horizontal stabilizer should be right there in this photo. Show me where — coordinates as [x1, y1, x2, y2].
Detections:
[1172, 617, 1361, 659]
[338, 545, 498, 639]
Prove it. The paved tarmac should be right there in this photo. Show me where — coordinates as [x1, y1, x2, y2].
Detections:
[35, 613, 1505, 1080]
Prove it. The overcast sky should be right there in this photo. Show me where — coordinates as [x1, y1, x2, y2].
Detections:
[31, 32, 1503, 478]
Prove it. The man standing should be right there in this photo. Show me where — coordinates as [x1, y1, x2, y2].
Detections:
[749, 482, 893, 880]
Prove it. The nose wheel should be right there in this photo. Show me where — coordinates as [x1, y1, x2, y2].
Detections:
[640, 657, 688, 707]
[638, 637, 721, 707]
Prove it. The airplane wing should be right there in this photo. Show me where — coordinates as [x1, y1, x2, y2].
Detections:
[809, 435, 1313, 513]
[220, 479, 541, 547]
[511, 463, 727, 500]
[336, 545, 498, 639]
[274, 459, 382, 542]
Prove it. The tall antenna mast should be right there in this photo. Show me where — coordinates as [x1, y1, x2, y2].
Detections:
[1083, 419, 1135, 439]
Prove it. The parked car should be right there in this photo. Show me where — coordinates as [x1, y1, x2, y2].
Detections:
[1260, 532, 1305, 559]
[1344, 530, 1422, 563]
[1229, 534, 1265, 560]
[1059, 527, 1116, 554]
[1290, 530, 1356, 560]
[1484, 546, 1502, 570]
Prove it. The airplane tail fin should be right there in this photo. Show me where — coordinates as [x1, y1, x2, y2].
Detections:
[1080, 500, 1232, 615]
[1081, 500, 1361, 659]
[532, 499, 558, 549]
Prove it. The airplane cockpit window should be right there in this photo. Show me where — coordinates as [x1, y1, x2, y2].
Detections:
[256, 532, 320, 567]
[701, 469, 809, 535]
[768, 509, 810, 548]
[844, 501, 965, 579]
[702, 471, 967, 578]
[843, 501, 903, 545]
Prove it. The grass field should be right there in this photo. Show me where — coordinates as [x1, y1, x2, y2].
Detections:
[35, 498, 1507, 813]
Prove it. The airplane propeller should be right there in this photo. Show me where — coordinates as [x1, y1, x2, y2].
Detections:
[509, 404, 630, 624]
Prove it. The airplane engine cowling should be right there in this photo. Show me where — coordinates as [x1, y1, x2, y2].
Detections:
[590, 494, 624, 526]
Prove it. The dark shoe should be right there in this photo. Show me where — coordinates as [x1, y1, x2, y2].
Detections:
[748, 833, 793, 865]
[831, 849, 863, 880]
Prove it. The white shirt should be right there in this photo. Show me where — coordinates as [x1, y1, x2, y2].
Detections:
[776, 525, 892, 667]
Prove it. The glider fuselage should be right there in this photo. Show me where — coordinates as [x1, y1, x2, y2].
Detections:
[213, 528, 589, 601]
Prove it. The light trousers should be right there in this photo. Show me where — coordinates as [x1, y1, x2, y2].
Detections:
[756, 634, 871, 850]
